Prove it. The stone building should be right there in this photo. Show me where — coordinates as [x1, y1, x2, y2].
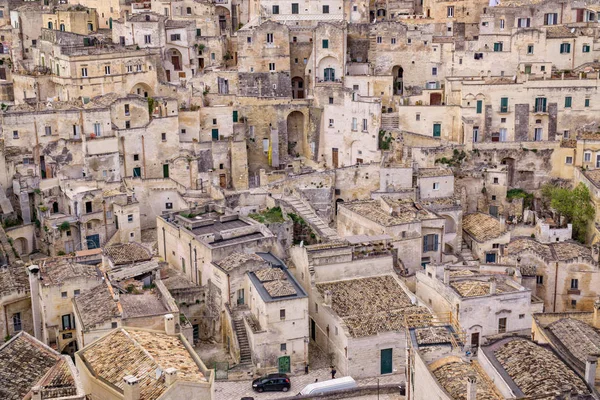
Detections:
[462, 212, 510, 262]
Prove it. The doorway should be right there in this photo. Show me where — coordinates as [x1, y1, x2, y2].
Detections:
[86, 234, 100, 249]
[219, 174, 227, 188]
[332, 148, 339, 168]
[310, 318, 316, 341]
[471, 332, 480, 348]
[278, 356, 291, 373]
[380, 348, 393, 374]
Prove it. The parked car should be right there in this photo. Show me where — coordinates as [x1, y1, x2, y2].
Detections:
[252, 374, 291, 392]
[298, 376, 357, 396]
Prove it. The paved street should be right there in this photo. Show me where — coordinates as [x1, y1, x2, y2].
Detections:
[214, 368, 404, 399]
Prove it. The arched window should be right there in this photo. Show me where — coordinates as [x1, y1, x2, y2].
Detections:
[59, 24, 65, 31]
[48, 22, 53, 29]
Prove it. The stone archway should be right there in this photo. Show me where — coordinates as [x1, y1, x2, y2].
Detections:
[130, 82, 154, 98]
[392, 65, 403, 95]
[215, 6, 231, 33]
[167, 48, 183, 71]
[13, 237, 29, 255]
[287, 111, 305, 157]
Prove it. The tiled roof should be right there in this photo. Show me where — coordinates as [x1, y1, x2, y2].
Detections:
[547, 318, 600, 368]
[552, 241, 592, 262]
[40, 259, 99, 285]
[505, 237, 594, 263]
[583, 168, 600, 188]
[0, 262, 29, 297]
[450, 279, 517, 298]
[505, 237, 554, 261]
[462, 213, 506, 242]
[120, 291, 168, 319]
[432, 360, 502, 400]
[418, 167, 453, 178]
[255, 267, 286, 282]
[414, 326, 453, 345]
[491, 338, 589, 397]
[342, 200, 437, 227]
[104, 243, 152, 265]
[214, 252, 265, 272]
[546, 25, 577, 38]
[263, 279, 296, 297]
[316, 275, 430, 337]
[0, 332, 77, 400]
[79, 329, 206, 400]
[74, 283, 121, 330]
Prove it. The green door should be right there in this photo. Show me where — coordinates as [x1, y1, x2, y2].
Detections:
[433, 123, 441, 137]
[233, 110, 238, 123]
[133, 167, 141, 177]
[163, 164, 169, 178]
[278, 356, 290, 373]
[476, 100, 482, 114]
[212, 128, 219, 140]
[380, 348, 393, 374]
[109, 17, 113, 29]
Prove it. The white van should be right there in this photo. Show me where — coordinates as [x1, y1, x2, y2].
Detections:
[298, 376, 357, 396]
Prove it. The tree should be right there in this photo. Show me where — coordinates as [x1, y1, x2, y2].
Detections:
[542, 183, 595, 243]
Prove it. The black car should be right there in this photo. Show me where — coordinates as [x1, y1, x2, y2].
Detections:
[252, 374, 291, 392]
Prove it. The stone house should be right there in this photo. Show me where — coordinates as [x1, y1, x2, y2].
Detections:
[462, 212, 510, 262]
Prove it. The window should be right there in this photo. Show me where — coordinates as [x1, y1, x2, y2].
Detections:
[447, 6, 454, 17]
[81, 67, 88, 77]
[104, 65, 111, 75]
[565, 96, 572, 108]
[269, 63, 275, 71]
[12, 312, 22, 332]
[266, 33, 273, 44]
[566, 156, 573, 164]
[315, 302, 318, 313]
[12, 130, 18, 139]
[170, 34, 181, 41]
[127, 214, 133, 222]
[486, 252, 497, 263]
[166, 202, 173, 210]
[544, 13, 558, 25]
[536, 275, 544, 285]
[541, 65, 546, 71]
[112, 322, 118, 329]
[280, 343, 287, 351]
[416, 113, 421, 121]
[74, 289, 80, 296]
[499, 19, 505, 29]
[186, 6, 192, 14]
[527, 44, 534, 54]
[144, 34, 151, 44]
[391, 38, 396, 44]
[351, 118, 357, 131]
[476, 100, 483, 114]
[125, 121, 131, 129]
[571, 299, 577, 308]
[45, 126, 52, 136]
[124, 104, 130, 116]
[535, 97, 547, 112]
[196, 29, 201, 37]
[133, 154, 139, 161]
[362, 119, 368, 132]
[376, 36, 382, 44]
[500, 97, 508, 113]
[432, 67, 437, 76]
[585, 152, 592, 162]
[329, 97, 334, 104]
[292, 3, 299, 13]
[408, 38, 412, 44]
[353, 5, 357, 11]
[433, 182, 440, 190]
[322, 39, 329, 49]
[61, 291, 67, 298]
[571, 278, 579, 289]
[161, 132, 166, 141]
[493, 42, 503, 52]
[493, 177, 499, 184]
[272, 5, 279, 14]
[560, 43, 571, 54]
[583, 44, 591, 53]
[280, 309, 286, 320]
[585, 98, 590, 107]
[322, 5, 329, 13]
[329, 119, 334, 127]
[517, 18, 530, 27]
[423, 234, 439, 252]
[498, 317, 507, 333]
[491, 195, 497, 200]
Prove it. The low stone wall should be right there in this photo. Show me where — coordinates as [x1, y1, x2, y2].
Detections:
[275, 384, 404, 399]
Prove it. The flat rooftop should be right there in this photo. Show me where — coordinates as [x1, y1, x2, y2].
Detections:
[316, 275, 430, 337]
[248, 260, 307, 303]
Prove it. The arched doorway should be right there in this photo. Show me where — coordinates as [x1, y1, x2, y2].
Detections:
[392, 66, 403, 95]
[335, 198, 344, 215]
[131, 82, 154, 98]
[319, 56, 339, 82]
[292, 77, 304, 99]
[167, 48, 183, 71]
[13, 237, 28, 255]
[287, 111, 304, 157]
[215, 6, 230, 33]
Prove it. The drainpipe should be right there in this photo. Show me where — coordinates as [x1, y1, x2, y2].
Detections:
[227, 274, 231, 305]
[121, 137, 127, 177]
[141, 135, 147, 178]
[553, 261, 559, 312]
[103, 200, 108, 244]
[162, 227, 166, 260]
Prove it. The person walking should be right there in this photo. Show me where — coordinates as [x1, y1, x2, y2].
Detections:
[330, 366, 337, 379]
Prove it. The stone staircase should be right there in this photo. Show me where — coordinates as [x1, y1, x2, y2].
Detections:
[282, 196, 340, 241]
[459, 240, 477, 266]
[233, 317, 252, 365]
[381, 114, 399, 130]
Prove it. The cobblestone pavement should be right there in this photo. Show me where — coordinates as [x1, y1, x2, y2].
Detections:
[214, 368, 404, 400]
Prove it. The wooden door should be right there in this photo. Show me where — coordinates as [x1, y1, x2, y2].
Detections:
[332, 148, 339, 168]
[219, 174, 226, 188]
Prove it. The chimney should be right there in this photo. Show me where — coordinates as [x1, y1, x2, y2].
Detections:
[123, 376, 140, 400]
[28, 265, 43, 340]
[443, 268, 450, 285]
[164, 313, 175, 335]
[499, 215, 506, 231]
[585, 355, 598, 387]
[593, 298, 600, 329]
[323, 290, 332, 306]
[165, 367, 178, 386]
[31, 386, 42, 400]
[466, 375, 477, 400]
[489, 278, 497, 295]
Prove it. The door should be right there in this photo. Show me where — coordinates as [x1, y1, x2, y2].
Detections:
[62, 314, 72, 330]
[109, 17, 113, 29]
[310, 318, 316, 341]
[52, 202, 59, 213]
[380, 348, 393, 374]
[219, 174, 227, 188]
[473, 126, 479, 143]
[489, 205, 498, 217]
[433, 123, 441, 137]
[166, 70, 171, 81]
[163, 164, 169, 178]
[171, 55, 181, 70]
[212, 128, 219, 140]
[430, 93, 442, 105]
[471, 332, 480, 348]
[86, 234, 100, 249]
[332, 148, 339, 168]
[193, 324, 199, 341]
[498, 317, 507, 333]
[133, 167, 141, 177]
[278, 356, 291, 373]
[199, 58, 204, 69]
[596, 154, 600, 168]
[0, 67, 6, 80]
[233, 110, 238, 123]
[324, 67, 335, 81]
[237, 288, 244, 305]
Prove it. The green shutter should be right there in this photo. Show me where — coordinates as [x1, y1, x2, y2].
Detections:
[565, 97, 572, 108]
[233, 110, 238, 122]
[163, 164, 169, 178]
[585, 98, 590, 107]
[423, 235, 428, 252]
[476, 100, 482, 114]
[433, 123, 441, 137]
[500, 97, 508, 112]
[323, 39, 328, 49]
[212, 128, 219, 140]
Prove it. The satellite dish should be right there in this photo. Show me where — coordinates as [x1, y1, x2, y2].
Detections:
[571, 28, 576, 33]
[155, 368, 162, 380]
